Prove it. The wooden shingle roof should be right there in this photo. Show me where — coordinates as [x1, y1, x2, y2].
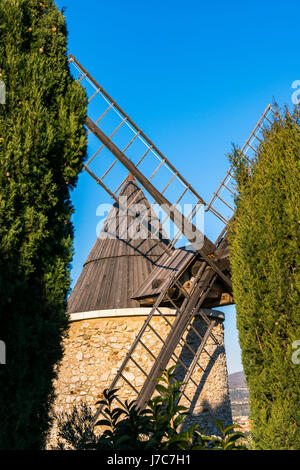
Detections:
[67, 175, 171, 314]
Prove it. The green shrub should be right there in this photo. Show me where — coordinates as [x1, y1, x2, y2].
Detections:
[0, 0, 87, 449]
[229, 105, 300, 449]
[54, 367, 246, 450]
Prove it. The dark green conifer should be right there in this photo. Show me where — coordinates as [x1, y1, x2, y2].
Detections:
[229, 107, 300, 449]
[0, 0, 87, 449]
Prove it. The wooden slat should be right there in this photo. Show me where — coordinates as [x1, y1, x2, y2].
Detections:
[131, 248, 196, 300]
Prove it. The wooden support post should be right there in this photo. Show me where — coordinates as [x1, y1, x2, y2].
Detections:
[136, 266, 218, 409]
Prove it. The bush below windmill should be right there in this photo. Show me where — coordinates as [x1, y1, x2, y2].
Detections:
[53, 367, 246, 450]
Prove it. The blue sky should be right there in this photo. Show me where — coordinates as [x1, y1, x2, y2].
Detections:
[56, 0, 299, 374]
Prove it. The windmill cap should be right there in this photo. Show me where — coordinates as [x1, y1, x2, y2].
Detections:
[127, 172, 135, 182]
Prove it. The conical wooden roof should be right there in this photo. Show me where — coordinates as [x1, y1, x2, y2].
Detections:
[67, 175, 170, 314]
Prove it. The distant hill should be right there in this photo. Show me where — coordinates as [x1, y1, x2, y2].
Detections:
[228, 370, 247, 388]
[228, 371, 250, 421]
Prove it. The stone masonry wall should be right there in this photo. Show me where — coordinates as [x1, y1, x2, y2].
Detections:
[48, 313, 232, 446]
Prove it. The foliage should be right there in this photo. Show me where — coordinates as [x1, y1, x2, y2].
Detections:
[55, 367, 246, 450]
[228, 105, 300, 449]
[54, 402, 98, 451]
[0, 0, 87, 449]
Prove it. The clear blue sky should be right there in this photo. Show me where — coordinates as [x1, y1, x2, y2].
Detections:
[56, 0, 299, 374]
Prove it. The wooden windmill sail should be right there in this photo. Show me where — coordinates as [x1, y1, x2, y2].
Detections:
[68, 54, 280, 420]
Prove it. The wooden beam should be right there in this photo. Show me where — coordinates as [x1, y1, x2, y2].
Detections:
[83, 164, 172, 257]
[69, 54, 205, 205]
[136, 266, 218, 409]
[86, 117, 232, 290]
[86, 117, 213, 253]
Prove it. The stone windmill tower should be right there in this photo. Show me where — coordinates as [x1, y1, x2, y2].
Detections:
[51, 55, 279, 437]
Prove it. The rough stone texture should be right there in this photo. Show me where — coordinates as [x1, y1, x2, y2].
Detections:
[48, 313, 232, 446]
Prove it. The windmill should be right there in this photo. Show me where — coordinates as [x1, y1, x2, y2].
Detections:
[58, 54, 279, 432]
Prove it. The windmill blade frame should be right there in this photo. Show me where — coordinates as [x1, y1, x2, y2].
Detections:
[205, 104, 280, 227]
[68, 54, 233, 290]
[68, 55, 210, 252]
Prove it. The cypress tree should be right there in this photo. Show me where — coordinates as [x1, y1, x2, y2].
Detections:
[0, 0, 87, 449]
[229, 106, 300, 449]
